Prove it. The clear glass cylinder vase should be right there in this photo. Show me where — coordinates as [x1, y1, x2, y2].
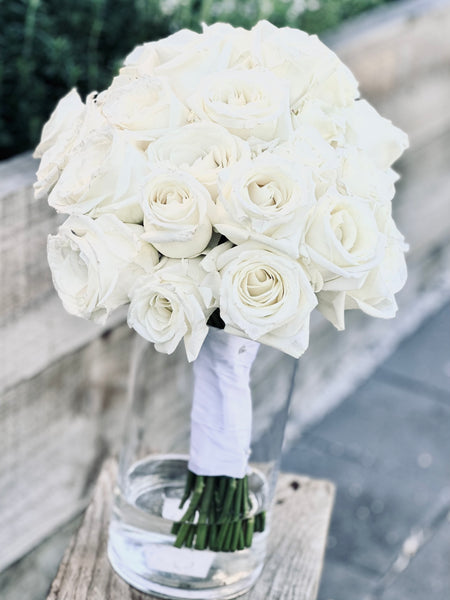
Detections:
[108, 327, 298, 599]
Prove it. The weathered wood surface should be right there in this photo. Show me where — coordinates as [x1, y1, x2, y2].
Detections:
[47, 460, 335, 600]
[0, 153, 57, 325]
[1, 0, 450, 573]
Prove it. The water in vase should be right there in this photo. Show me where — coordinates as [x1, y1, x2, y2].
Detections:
[108, 455, 269, 600]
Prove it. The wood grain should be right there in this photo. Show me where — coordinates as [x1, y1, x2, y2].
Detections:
[47, 460, 335, 600]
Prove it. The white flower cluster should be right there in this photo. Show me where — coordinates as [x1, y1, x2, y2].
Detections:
[35, 21, 408, 361]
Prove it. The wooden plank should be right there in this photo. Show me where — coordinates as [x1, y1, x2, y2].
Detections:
[0, 153, 58, 325]
[0, 152, 37, 197]
[0, 324, 131, 571]
[0, 323, 140, 572]
[394, 129, 450, 258]
[0, 296, 127, 393]
[47, 460, 335, 600]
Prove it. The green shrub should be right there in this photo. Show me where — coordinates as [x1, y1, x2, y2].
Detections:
[0, 0, 393, 159]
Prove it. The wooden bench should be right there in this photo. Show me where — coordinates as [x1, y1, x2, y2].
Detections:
[47, 460, 335, 600]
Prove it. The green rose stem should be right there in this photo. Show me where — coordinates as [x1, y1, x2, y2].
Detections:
[195, 477, 215, 549]
[172, 471, 266, 551]
[173, 475, 205, 548]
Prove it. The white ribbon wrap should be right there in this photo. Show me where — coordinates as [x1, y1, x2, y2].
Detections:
[188, 327, 260, 478]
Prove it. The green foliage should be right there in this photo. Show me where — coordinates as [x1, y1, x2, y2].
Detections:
[0, 0, 393, 159]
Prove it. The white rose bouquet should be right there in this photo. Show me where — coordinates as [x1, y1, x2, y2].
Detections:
[35, 21, 408, 553]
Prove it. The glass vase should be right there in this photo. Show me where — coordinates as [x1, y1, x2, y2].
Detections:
[108, 327, 298, 599]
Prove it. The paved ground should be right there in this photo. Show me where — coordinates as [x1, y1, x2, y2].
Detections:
[283, 302, 450, 600]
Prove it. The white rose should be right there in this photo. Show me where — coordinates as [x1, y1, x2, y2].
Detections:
[128, 257, 216, 361]
[187, 68, 292, 144]
[141, 169, 214, 258]
[96, 75, 188, 144]
[47, 214, 159, 324]
[335, 147, 399, 204]
[122, 29, 200, 77]
[70, 91, 110, 143]
[202, 22, 255, 69]
[33, 89, 85, 159]
[317, 208, 408, 329]
[48, 128, 148, 223]
[146, 122, 251, 198]
[214, 154, 315, 258]
[301, 189, 385, 291]
[292, 99, 347, 146]
[274, 124, 338, 198]
[342, 100, 409, 169]
[34, 90, 86, 200]
[202, 242, 317, 358]
[152, 28, 235, 100]
[252, 21, 359, 110]
[34, 134, 78, 202]
[34, 93, 108, 201]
